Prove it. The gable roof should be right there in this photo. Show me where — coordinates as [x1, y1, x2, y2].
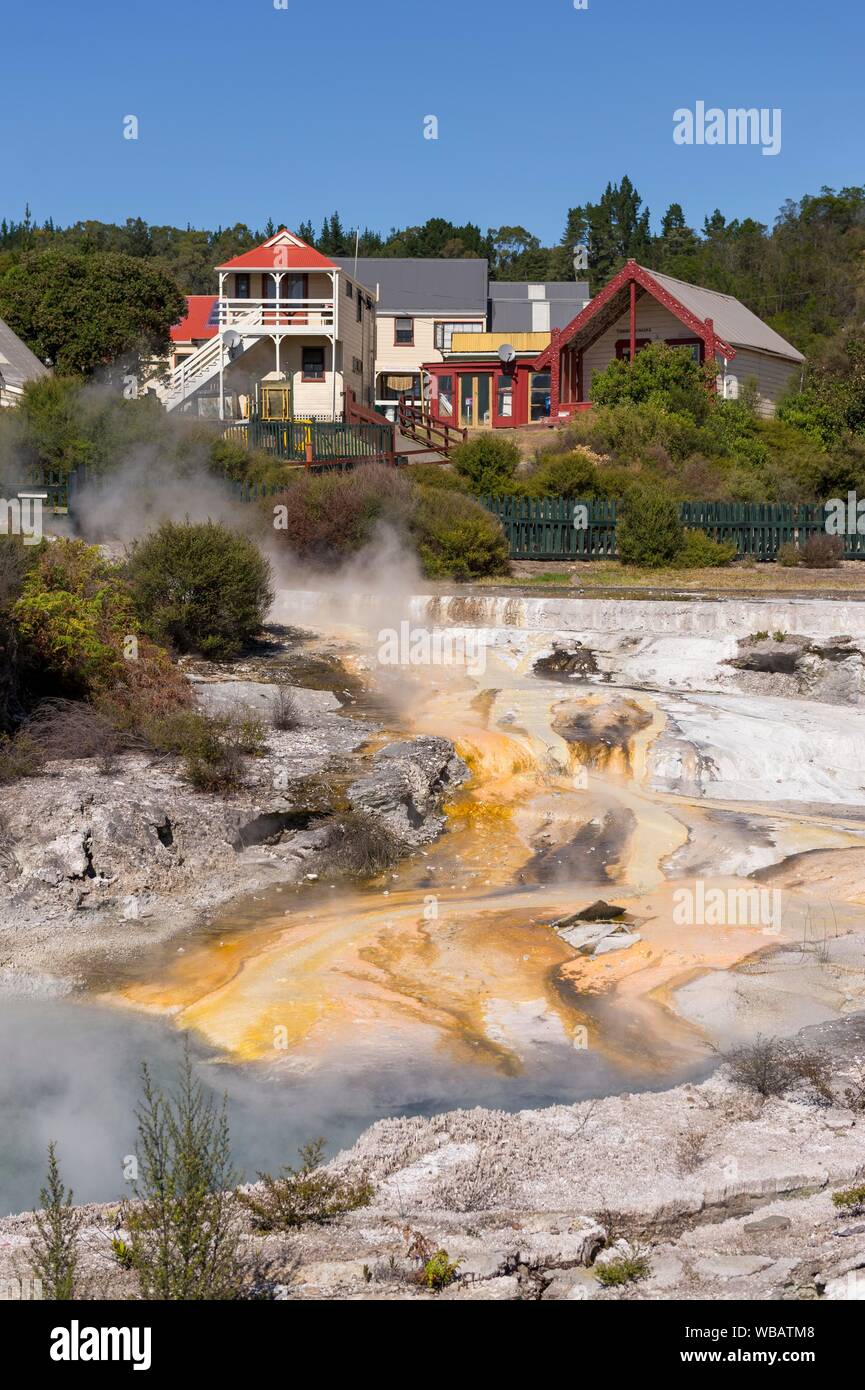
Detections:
[489, 280, 591, 333]
[538, 262, 805, 370]
[170, 295, 218, 342]
[216, 228, 338, 271]
[647, 269, 804, 362]
[333, 257, 488, 316]
[0, 317, 49, 393]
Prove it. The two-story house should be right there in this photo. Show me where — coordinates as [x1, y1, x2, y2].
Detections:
[161, 229, 376, 419]
[333, 257, 489, 420]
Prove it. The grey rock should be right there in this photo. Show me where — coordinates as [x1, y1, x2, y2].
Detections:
[347, 736, 469, 847]
[743, 1215, 793, 1235]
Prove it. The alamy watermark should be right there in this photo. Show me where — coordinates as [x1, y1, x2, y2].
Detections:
[0, 493, 43, 545]
[673, 881, 783, 933]
[377, 621, 486, 676]
[673, 102, 781, 157]
[825, 492, 865, 535]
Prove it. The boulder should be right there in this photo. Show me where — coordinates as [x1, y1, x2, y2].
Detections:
[347, 736, 469, 847]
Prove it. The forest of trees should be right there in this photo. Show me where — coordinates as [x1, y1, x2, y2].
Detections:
[1, 175, 864, 364]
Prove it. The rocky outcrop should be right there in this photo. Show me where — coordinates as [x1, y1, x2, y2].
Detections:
[346, 736, 469, 847]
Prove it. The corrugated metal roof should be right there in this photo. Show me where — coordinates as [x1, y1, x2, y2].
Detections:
[489, 281, 590, 299]
[0, 317, 49, 392]
[333, 257, 488, 315]
[170, 296, 218, 342]
[645, 268, 805, 362]
[217, 228, 337, 271]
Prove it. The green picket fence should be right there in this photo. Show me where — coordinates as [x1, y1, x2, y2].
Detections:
[481, 496, 865, 561]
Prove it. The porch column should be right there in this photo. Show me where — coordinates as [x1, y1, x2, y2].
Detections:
[218, 271, 226, 420]
[330, 270, 338, 420]
[705, 317, 717, 392]
[549, 330, 561, 420]
[629, 279, 636, 361]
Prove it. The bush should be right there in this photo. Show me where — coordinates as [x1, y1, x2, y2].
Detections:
[24, 698, 142, 769]
[418, 1250, 461, 1291]
[674, 529, 737, 568]
[616, 485, 683, 567]
[777, 541, 800, 567]
[590, 342, 717, 423]
[269, 463, 413, 561]
[13, 540, 137, 694]
[412, 488, 510, 580]
[271, 686, 302, 731]
[128, 1046, 243, 1301]
[724, 1036, 833, 1099]
[29, 1143, 81, 1300]
[595, 1250, 651, 1287]
[403, 463, 467, 492]
[146, 707, 265, 793]
[523, 449, 599, 498]
[238, 1138, 373, 1230]
[450, 434, 520, 495]
[324, 810, 402, 876]
[127, 521, 273, 660]
[0, 730, 43, 784]
[832, 1184, 865, 1216]
[799, 533, 844, 569]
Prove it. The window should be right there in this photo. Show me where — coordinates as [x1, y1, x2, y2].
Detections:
[615, 339, 651, 362]
[497, 377, 513, 419]
[434, 321, 484, 352]
[352, 356, 364, 375]
[529, 372, 551, 422]
[346, 281, 354, 298]
[666, 338, 704, 363]
[436, 375, 453, 417]
[394, 317, 414, 346]
[302, 347, 326, 381]
[357, 294, 363, 323]
[234, 273, 251, 299]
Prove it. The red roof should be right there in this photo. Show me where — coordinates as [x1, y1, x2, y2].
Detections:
[216, 228, 337, 271]
[170, 295, 218, 342]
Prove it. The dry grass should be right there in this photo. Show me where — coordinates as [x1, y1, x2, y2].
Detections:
[470, 559, 865, 594]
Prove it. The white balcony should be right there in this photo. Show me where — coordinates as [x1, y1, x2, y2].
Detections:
[217, 298, 335, 333]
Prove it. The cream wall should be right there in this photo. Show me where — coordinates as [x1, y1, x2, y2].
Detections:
[721, 347, 802, 417]
[375, 314, 485, 388]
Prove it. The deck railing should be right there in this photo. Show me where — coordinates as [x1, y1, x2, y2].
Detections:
[397, 395, 467, 456]
[216, 298, 335, 331]
[220, 417, 394, 463]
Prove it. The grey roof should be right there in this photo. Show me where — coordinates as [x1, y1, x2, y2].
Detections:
[489, 280, 590, 299]
[489, 280, 590, 333]
[645, 268, 805, 363]
[0, 317, 49, 392]
[333, 257, 488, 316]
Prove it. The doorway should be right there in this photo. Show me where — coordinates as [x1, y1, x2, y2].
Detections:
[458, 372, 493, 427]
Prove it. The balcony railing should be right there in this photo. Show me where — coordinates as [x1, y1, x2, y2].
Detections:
[217, 298, 335, 332]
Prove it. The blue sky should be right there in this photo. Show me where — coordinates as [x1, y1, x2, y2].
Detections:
[2, 0, 862, 244]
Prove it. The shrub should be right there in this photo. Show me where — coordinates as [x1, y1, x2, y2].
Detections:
[127, 520, 273, 660]
[724, 1036, 833, 1099]
[271, 686, 302, 731]
[590, 342, 717, 423]
[24, 698, 140, 765]
[832, 1184, 865, 1216]
[128, 1046, 243, 1301]
[616, 485, 683, 567]
[595, 1250, 651, 1287]
[324, 810, 402, 876]
[29, 1143, 81, 1300]
[799, 533, 843, 569]
[777, 541, 800, 567]
[523, 449, 599, 498]
[418, 1250, 461, 1291]
[450, 434, 520, 495]
[13, 540, 137, 694]
[146, 707, 265, 793]
[412, 488, 510, 580]
[403, 463, 467, 492]
[269, 464, 413, 561]
[674, 530, 737, 568]
[0, 730, 43, 784]
[238, 1138, 373, 1230]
